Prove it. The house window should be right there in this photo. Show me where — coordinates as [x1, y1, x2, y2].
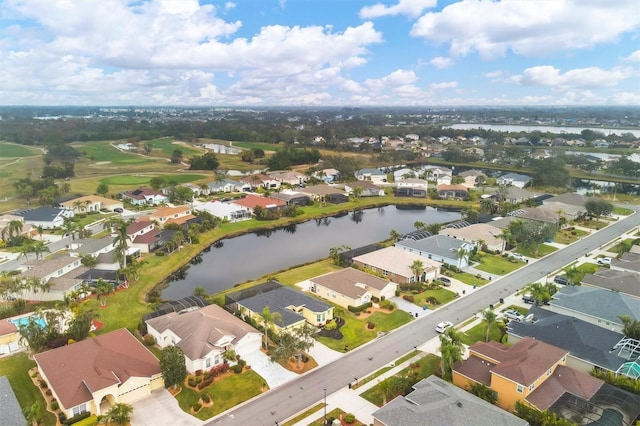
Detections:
[206, 358, 211, 368]
[382, 270, 388, 276]
[529, 383, 535, 391]
[317, 313, 325, 323]
[73, 404, 87, 416]
[516, 384, 523, 393]
[547, 369, 551, 376]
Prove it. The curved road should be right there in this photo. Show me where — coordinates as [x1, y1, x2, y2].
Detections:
[209, 211, 640, 426]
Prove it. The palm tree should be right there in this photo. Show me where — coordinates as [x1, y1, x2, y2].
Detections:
[454, 247, 469, 268]
[527, 283, 550, 306]
[72, 200, 84, 213]
[480, 198, 497, 214]
[414, 221, 426, 231]
[104, 218, 130, 268]
[410, 260, 424, 283]
[36, 225, 44, 241]
[439, 326, 464, 381]
[62, 218, 77, 247]
[389, 229, 401, 242]
[30, 241, 50, 260]
[481, 308, 497, 342]
[261, 306, 283, 350]
[497, 229, 511, 253]
[95, 279, 113, 307]
[105, 403, 133, 426]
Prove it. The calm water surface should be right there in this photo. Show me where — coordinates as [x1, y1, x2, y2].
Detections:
[162, 205, 461, 299]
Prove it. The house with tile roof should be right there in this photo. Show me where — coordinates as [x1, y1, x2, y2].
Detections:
[59, 195, 123, 213]
[120, 188, 168, 206]
[439, 223, 504, 253]
[226, 281, 333, 331]
[351, 246, 441, 284]
[308, 267, 397, 308]
[372, 375, 527, 426]
[230, 194, 286, 213]
[437, 184, 468, 200]
[146, 304, 262, 374]
[239, 173, 280, 191]
[148, 205, 193, 226]
[395, 235, 475, 268]
[34, 329, 163, 418]
[0, 376, 27, 426]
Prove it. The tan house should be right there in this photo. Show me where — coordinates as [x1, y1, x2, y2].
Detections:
[351, 246, 441, 284]
[0, 319, 21, 355]
[148, 205, 193, 226]
[309, 268, 397, 308]
[146, 304, 262, 374]
[439, 223, 503, 252]
[34, 329, 163, 418]
[436, 184, 468, 200]
[59, 195, 123, 213]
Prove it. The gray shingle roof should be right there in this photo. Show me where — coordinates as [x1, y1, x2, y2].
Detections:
[395, 235, 470, 260]
[0, 376, 27, 426]
[550, 286, 640, 326]
[508, 307, 627, 372]
[15, 207, 68, 222]
[582, 269, 640, 297]
[71, 237, 115, 255]
[373, 375, 527, 426]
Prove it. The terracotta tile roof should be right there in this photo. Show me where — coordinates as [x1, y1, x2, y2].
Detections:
[151, 205, 191, 219]
[0, 320, 17, 336]
[436, 184, 468, 192]
[165, 214, 196, 226]
[525, 365, 603, 410]
[132, 231, 161, 244]
[34, 329, 160, 410]
[232, 195, 286, 209]
[126, 220, 153, 235]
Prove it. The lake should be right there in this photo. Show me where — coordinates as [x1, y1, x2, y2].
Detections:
[161, 205, 461, 299]
[448, 123, 640, 137]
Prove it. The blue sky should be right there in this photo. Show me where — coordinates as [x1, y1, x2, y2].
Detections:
[0, 0, 638, 106]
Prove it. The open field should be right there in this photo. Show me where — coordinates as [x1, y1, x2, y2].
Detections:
[0, 142, 42, 157]
[72, 141, 154, 165]
[147, 137, 203, 158]
[100, 173, 207, 186]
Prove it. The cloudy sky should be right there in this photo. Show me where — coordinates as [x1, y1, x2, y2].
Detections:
[1, 0, 639, 106]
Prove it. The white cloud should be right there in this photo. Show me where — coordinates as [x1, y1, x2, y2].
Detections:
[224, 2, 236, 12]
[364, 69, 418, 90]
[622, 50, 640, 63]
[430, 56, 453, 69]
[610, 91, 640, 105]
[411, 0, 640, 59]
[360, 0, 437, 19]
[430, 81, 458, 90]
[510, 65, 633, 89]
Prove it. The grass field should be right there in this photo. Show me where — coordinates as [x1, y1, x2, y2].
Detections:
[475, 254, 524, 275]
[0, 142, 41, 157]
[400, 287, 457, 310]
[100, 173, 207, 186]
[147, 137, 203, 157]
[449, 271, 488, 287]
[229, 141, 281, 152]
[72, 141, 154, 164]
[460, 321, 505, 346]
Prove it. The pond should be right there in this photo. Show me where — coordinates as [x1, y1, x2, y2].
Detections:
[161, 205, 461, 299]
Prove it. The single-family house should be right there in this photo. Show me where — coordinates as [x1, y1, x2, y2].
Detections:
[194, 200, 252, 222]
[146, 304, 262, 374]
[14, 207, 74, 229]
[268, 170, 307, 186]
[497, 187, 537, 204]
[395, 178, 428, 198]
[457, 170, 486, 189]
[372, 375, 527, 426]
[239, 174, 280, 191]
[612, 252, 640, 275]
[120, 188, 169, 206]
[69, 236, 115, 259]
[34, 329, 163, 418]
[270, 191, 311, 206]
[0, 214, 32, 240]
[351, 246, 441, 284]
[355, 168, 387, 184]
[126, 220, 155, 240]
[508, 306, 632, 375]
[126, 220, 175, 253]
[421, 166, 452, 185]
[0, 376, 27, 425]
[343, 181, 385, 197]
[436, 184, 468, 200]
[392, 168, 416, 181]
[0, 320, 21, 355]
[497, 173, 531, 188]
[581, 269, 640, 298]
[395, 235, 474, 268]
[18, 255, 83, 300]
[226, 281, 333, 331]
[59, 195, 123, 213]
[314, 168, 339, 183]
[514, 206, 560, 225]
[230, 194, 287, 213]
[439, 223, 503, 252]
[298, 185, 349, 204]
[308, 268, 397, 308]
[207, 179, 240, 193]
[148, 205, 193, 226]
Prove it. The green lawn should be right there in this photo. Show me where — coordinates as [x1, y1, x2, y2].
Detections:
[460, 322, 505, 346]
[0, 142, 41, 157]
[475, 254, 524, 275]
[100, 173, 207, 186]
[147, 137, 202, 157]
[563, 262, 599, 284]
[400, 287, 457, 310]
[554, 228, 590, 244]
[175, 370, 265, 420]
[0, 353, 56, 426]
[316, 310, 412, 352]
[449, 271, 488, 287]
[612, 206, 634, 216]
[307, 408, 365, 426]
[516, 244, 558, 258]
[73, 141, 153, 164]
[231, 141, 281, 152]
[281, 403, 325, 426]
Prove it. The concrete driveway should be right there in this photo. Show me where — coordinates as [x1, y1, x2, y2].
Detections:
[242, 350, 298, 389]
[131, 388, 201, 426]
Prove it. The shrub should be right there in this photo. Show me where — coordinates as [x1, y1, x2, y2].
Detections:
[209, 362, 229, 377]
[195, 376, 202, 384]
[201, 394, 211, 403]
[238, 359, 247, 368]
[324, 320, 337, 331]
[231, 364, 243, 374]
[46, 389, 52, 396]
[344, 413, 356, 424]
[366, 322, 375, 330]
[39, 380, 48, 389]
[195, 369, 203, 377]
[155, 251, 165, 257]
[67, 338, 75, 345]
[188, 378, 196, 387]
[62, 412, 91, 425]
[347, 302, 373, 313]
[425, 297, 440, 305]
[192, 402, 202, 412]
[402, 294, 414, 303]
[143, 334, 156, 346]
[197, 377, 213, 390]
[371, 296, 380, 303]
[58, 413, 67, 423]
[51, 401, 59, 410]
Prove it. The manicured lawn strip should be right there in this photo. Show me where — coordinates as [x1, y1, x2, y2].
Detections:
[449, 271, 488, 287]
[516, 244, 558, 258]
[402, 287, 457, 310]
[360, 354, 440, 406]
[307, 408, 365, 426]
[175, 370, 265, 420]
[554, 228, 590, 244]
[460, 322, 505, 346]
[354, 350, 421, 389]
[100, 173, 207, 186]
[0, 353, 56, 426]
[73, 141, 153, 164]
[0, 142, 41, 157]
[474, 254, 524, 275]
[612, 207, 634, 216]
[576, 219, 610, 230]
[506, 305, 530, 316]
[316, 310, 412, 352]
[282, 403, 325, 426]
[610, 238, 639, 255]
[230, 141, 281, 152]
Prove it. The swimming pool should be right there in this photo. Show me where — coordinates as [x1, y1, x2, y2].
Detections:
[8, 316, 46, 329]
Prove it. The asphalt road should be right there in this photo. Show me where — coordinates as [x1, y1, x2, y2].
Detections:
[208, 211, 640, 426]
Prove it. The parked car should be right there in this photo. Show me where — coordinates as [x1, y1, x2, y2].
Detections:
[438, 277, 452, 287]
[597, 257, 612, 265]
[113, 207, 124, 213]
[522, 295, 536, 304]
[435, 321, 453, 333]
[553, 275, 570, 285]
[509, 252, 527, 262]
[503, 309, 525, 322]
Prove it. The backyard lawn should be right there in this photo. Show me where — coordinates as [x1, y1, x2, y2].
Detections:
[174, 369, 265, 420]
[474, 254, 524, 275]
[316, 310, 412, 352]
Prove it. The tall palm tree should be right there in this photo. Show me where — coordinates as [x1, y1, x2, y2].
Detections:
[261, 306, 283, 350]
[36, 225, 44, 241]
[481, 308, 497, 342]
[8, 220, 24, 240]
[527, 282, 550, 306]
[389, 229, 401, 242]
[95, 279, 113, 307]
[454, 247, 469, 268]
[497, 229, 511, 253]
[30, 241, 50, 260]
[439, 326, 464, 381]
[410, 260, 424, 283]
[72, 200, 84, 213]
[62, 218, 78, 247]
[104, 218, 130, 268]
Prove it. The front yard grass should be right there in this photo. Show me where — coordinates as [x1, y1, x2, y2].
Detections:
[175, 369, 265, 420]
[0, 353, 56, 426]
[316, 310, 412, 352]
[402, 287, 457, 310]
[449, 271, 488, 287]
[554, 228, 590, 244]
[282, 403, 325, 426]
[516, 244, 558, 258]
[474, 254, 524, 275]
[460, 322, 505, 346]
[307, 408, 365, 426]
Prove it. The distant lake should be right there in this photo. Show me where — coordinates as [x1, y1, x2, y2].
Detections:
[200, 143, 242, 155]
[448, 123, 640, 137]
[161, 205, 461, 299]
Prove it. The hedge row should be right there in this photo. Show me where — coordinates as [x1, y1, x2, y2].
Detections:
[347, 302, 372, 313]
